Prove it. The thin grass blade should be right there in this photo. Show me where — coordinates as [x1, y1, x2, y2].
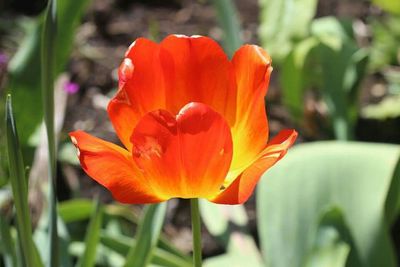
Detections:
[211, 0, 242, 57]
[75, 199, 103, 267]
[123, 203, 167, 267]
[41, 0, 59, 266]
[5, 95, 44, 267]
[101, 233, 192, 267]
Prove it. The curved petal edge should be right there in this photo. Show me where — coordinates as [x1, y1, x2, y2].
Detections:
[69, 130, 164, 204]
[130, 102, 233, 199]
[209, 129, 298, 205]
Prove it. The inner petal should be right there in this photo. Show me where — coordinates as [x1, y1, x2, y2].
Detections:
[130, 102, 233, 199]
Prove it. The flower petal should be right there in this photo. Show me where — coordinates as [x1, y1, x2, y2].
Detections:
[210, 129, 297, 204]
[131, 102, 233, 199]
[107, 38, 173, 150]
[108, 35, 236, 151]
[229, 45, 273, 177]
[160, 35, 236, 124]
[69, 131, 164, 204]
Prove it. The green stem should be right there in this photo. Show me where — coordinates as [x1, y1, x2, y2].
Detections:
[190, 198, 202, 267]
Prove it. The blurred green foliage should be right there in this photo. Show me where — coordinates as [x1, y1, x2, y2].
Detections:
[260, 0, 400, 139]
[1, 0, 400, 267]
[4, 0, 90, 147]
[372, 0, 400, 15]
[259, 0, 318, 63]
[277, 16, 369, 140]
[369, 15, 400, 71]
[257, 142, 400, 267]
[211, 0, 242, 57]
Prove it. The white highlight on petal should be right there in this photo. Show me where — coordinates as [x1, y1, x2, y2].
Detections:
[172, 34, 189, 38]
[254, 45, 271, 65]
[71, 136, 78, 145]
[125, 41, 136, 57]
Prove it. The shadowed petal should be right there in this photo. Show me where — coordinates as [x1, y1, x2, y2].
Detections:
[160, 35, 236, 125]
[108, 35, 237, 151]
[108, 38, 173, 150]
[69, 131, 164, 203]
[131, 102, 233, 199]
[210, 129, 297, 204]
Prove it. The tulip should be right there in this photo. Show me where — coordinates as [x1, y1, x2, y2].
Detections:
[70, 34, 297, 205]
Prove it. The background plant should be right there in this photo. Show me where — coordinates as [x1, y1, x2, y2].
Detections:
[1, 0, 400, 266]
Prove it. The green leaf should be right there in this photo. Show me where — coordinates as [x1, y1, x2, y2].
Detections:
[5, 0, 91, 146]
[69, 242, 123, 267]
[310, 17, 368, 140]
[58, 143, 80, 165]
[199, 199, 248, 237]
[157, 237, 192, 264]
[385, 154, 400, 225]
[211, 0, 242, 57]
[100, 233, 192, 267]
[59, 200, 136, 224]
[257, 141, 400, 267]
[305, 226, 350, 267]
[372, 0, 400, 15]
[59, 200, 189, 264]
[75, 199, 103, 267]
[304, 207, 351, 267]
[5, 95, 44, 267]
[311, 17, 351, 51]
[259, 0, 317, 62]
[369, 15, 400, 71]
[204, 233, 263, 267]
[200, 200, 263, 266]
[41, 0, 59, 265]
[34, 212, 72, 267]
[58, 199, 94, 223]
[123, 203, 167, 267]
[361, 94, 400, 119]
[280, 37, 319, 122]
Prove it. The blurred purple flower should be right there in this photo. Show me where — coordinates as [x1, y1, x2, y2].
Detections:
[0, 53, 8, 85]
[64, 81, 80, 94]
[0, 53, 8, 68]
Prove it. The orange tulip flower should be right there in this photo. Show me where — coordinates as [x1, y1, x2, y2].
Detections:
[70, 35, 297, 205]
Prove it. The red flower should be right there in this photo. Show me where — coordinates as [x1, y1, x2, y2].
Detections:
[70, 35, 297, 204]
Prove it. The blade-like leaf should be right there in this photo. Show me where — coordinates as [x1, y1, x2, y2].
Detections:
[257, 141, 400, 267]
[372, 0, 400, 15]
[199, 199, 248, 237]
[58, 199, 94, 223]
[280, 36, 319, 122]
[385, 155, 400, 225]
[123, 203, 167, 267]
[75, 199, 103, 267]
[58, 199, 190, 264]
[34, 211, 73, 267]
[101, 233, 192, 267]
[311, 17, 368, 140]
[199, 200, 262, 267]
[304, 207, 351, 267]
[5, 95, 43, 267]
[204, 233, 263, 267]
[211, 0, 242, 57]
[41, 0, 59, 266]
[259, 0, 317, 62]
[5, 0, 91, 147]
